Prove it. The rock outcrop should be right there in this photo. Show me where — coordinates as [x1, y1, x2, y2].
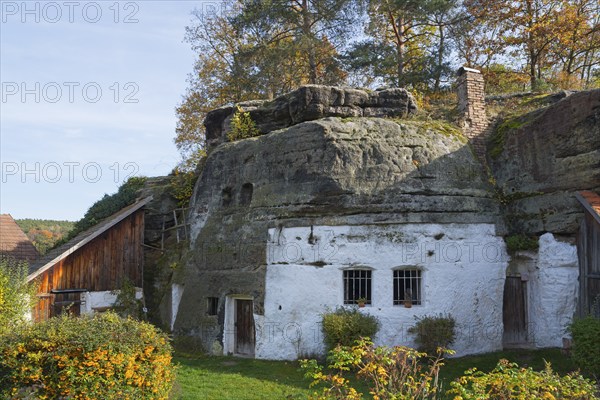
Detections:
[204, 85, 418, 149]
[490, 89, 600, 235]
[174, 115, 499, 346]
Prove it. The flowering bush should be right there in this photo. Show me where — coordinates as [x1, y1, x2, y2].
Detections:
[448, 359, 599, 400]
[301, 338, 448, 400]
[0, 312, 175, 399]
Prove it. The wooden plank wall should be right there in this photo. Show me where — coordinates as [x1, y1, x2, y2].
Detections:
[578, 211, 600, 317]
[33, 210, 144, 320]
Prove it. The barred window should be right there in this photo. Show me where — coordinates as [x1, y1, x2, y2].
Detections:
[344, 269, 371, 305]
[393, 269, 422, 305]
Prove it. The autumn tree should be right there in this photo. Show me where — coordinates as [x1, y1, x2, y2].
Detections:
[463, 0, 600, 91]
[346, 0, 462, 91]
[231, 0, 356, 86]
[175, 2, 259, 170]
[175, 0, 355, 169]
[549, 0, 600, 88]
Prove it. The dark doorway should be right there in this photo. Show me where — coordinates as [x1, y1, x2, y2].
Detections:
[240, 183, 253, 206]
[503, 276, 528, 346]
[235, 299, 255, 356]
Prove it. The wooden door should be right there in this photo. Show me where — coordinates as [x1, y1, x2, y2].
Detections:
[235, 300, 255, 356]
[503, 276, 527, 346]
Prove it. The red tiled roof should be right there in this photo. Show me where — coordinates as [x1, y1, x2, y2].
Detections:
[0, 214, 39, 264]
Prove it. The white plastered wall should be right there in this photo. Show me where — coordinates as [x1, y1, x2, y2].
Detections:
[529, 233, 579, 347]
[80, 288, 143, 315]
[259, 223, 509, 360]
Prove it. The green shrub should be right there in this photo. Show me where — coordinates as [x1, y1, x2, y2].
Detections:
[321, 307, 379, 351]
[170, 166, 200, 208]
[0, 258, 37, 335]
[301, 338, 448, 400]
[570, 316, 600, 379]
[111, 277, 144, 320]
[505, 234, 539, 252]
[227, 105, 260, 141]
[448, 359, 598, 399]
[408, 314, 456, 355]
[0, 312, 175, 399]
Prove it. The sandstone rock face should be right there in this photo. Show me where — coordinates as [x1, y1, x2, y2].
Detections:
[204, 85, 418, 149]
[490, 89, 600, 235]
[174, 116, 500, 347]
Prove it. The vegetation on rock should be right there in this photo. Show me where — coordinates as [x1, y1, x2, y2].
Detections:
[227, 106, 261, 142]
[169, 166, 201, 208]
[505, 234, 540, 252]
[56, 176, 147, 247]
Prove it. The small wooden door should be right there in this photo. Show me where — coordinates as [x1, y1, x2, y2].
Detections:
[235, 300, 255, 356]
[503, 276, 528, 346]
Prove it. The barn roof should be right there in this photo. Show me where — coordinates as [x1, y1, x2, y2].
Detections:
[0, 214, 40, 263]
[27, 196, 153, 281]
[576, 191, 600, 224]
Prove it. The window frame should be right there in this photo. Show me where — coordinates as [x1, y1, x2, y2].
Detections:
[393, 268, 423, 306]
[343, 268, 373, 305]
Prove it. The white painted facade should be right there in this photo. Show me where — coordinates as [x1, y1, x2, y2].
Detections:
[509, 233, 579, 348]
[258, 223, 509, 360]
[80, 288, 143, 315]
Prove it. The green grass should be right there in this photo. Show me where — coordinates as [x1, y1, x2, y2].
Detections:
[172, 348, 582, 399]
[170, 355, 312, 400]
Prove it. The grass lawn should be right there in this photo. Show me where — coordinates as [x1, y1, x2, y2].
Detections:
[170, 355, 312, 399]
[171, 348, 583, 399]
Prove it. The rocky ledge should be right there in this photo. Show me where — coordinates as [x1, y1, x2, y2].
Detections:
[490, 89, 600, 235]
[204, 85, 418, 149]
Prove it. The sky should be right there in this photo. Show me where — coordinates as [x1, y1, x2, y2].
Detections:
[0, 0, 206, 220]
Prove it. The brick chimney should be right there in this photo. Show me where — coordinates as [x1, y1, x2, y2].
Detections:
[457, 67, 489, 163]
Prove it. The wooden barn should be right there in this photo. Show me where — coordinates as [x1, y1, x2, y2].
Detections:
[0, 214, 39, 264]
[27, 197, 152, 321]
[576, 191, 600, 317]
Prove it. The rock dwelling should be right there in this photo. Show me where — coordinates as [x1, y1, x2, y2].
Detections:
[160, 71, 599, 359]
